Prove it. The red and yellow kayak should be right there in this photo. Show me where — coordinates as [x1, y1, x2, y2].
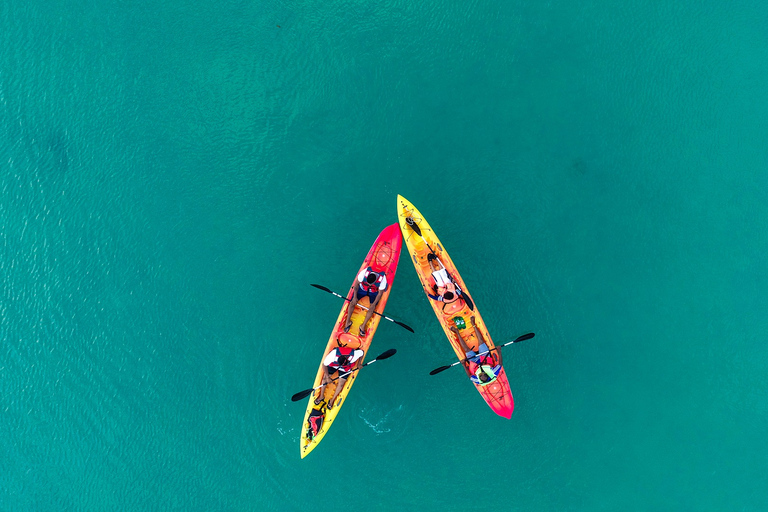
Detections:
[396, 195, 513, 419]
[300, 224, 402, 458]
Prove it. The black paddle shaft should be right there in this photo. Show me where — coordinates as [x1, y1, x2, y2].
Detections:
[310, 284, 414, 333]
[291, 349, 397, 401]
[428, 333, 535, 375]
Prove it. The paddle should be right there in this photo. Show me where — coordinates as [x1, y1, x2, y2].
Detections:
[310, 284, 414, 333]
[290, 349, 398, 402]
[404, 217, 475, 311]
[428, 332, 535, 375]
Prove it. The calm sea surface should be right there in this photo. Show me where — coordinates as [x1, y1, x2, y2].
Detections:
[2, 0, 767, 510]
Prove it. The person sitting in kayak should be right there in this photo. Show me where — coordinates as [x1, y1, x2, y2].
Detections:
[450, 316, 502, 385]
[314, 346, 365, 408]
[343, 266, 388, 337]
[426, 253, 463, 304]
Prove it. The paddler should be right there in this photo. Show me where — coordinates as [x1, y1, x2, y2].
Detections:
[426, 253, 463, 305]
[343, 266, 387, 337]
[450, 316, 503, 386]
[314, 346, 365, 408]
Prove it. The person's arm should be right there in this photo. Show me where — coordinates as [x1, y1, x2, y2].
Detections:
[323, 350, 337, 366]
[349, 349, 364, 365]
[378, 274, 388, 292]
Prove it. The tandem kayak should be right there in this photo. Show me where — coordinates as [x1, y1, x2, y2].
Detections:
[300, 224, 403, 458]
[396, 195, 513, 419]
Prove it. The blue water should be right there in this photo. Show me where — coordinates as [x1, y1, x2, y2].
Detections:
[3, 0, 768, 510]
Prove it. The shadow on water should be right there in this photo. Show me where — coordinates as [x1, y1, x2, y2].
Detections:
[44, 127, 70, 174]
[571, 157, 587, 176]
[12, 118, 72, 178]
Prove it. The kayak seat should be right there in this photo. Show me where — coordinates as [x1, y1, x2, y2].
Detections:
[337, 332, 362, 349]
[442, 298, 465, 316]
[414, 247, 429, 263]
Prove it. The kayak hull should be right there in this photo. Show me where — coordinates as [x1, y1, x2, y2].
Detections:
[396, 195, 513, 419]
[300, 224, 402, 458]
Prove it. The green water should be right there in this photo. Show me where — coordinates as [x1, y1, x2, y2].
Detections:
[2, 0, 768, 510]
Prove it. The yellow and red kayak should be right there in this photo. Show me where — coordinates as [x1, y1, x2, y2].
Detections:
[300, 224, 402, 458]
[396, 195, 513, 419]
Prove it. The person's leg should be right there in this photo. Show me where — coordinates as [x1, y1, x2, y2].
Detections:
[360, 292, 380, 335]
[315, 370, 331, 404]
[450, 325, 473, 355]
[429, 255, 440, 272]
[429, 256, 452, 288]
[328, 376, 347, 408]
[470, 317, 498, 364]
[471, 316, 487, 346]
[433, 269, 451, 288]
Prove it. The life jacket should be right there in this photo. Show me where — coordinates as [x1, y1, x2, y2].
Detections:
[359, 267, 385, 293]
[327, 347, 356, 373]
[468, 354, 499, 386]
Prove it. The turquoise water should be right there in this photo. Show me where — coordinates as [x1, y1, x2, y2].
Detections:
[3, 0, 768, 510]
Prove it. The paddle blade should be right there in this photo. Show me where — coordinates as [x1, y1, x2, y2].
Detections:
[405, 217, 422, 236]
[310, 284, 331, 293]
[429, 365, 451, 376]
[513, 332, 535, 343]
[291, 388, 314, 402]
[396, 321, 415, 333]
[500, 333, 535, 349]
[376, 348, 397, 360]
[463, 293, 474, 311]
